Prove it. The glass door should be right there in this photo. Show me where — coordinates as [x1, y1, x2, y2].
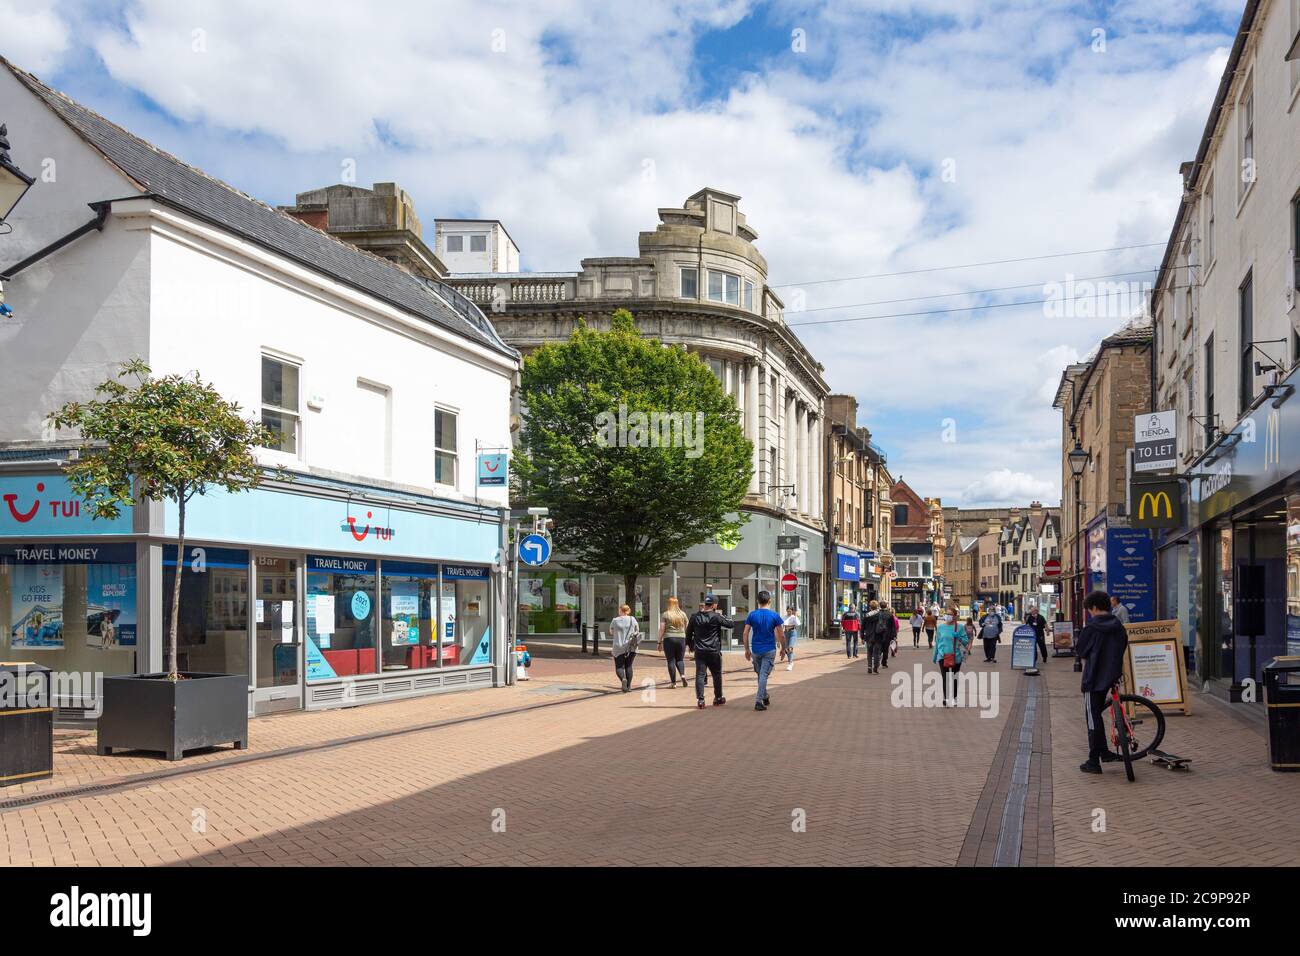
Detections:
[252, 554, 301, 714]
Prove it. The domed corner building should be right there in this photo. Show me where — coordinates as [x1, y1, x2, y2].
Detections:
[444, 187, 830, 644]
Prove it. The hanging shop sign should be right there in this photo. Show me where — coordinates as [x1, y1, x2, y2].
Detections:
[1131, 479, 1183, 530]
[477, 453, 508, 487]
[1133, 410, 1177, 473]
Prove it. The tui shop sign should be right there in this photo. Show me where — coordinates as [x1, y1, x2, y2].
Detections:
[1191, 363, 1300, 526]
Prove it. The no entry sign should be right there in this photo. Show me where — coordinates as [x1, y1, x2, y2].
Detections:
[1043, 558, 1061, 577]
[781, 573, 798, 592]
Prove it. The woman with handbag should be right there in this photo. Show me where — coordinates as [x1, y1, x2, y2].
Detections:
[610, 604, 642, 693]
[933, 603, 969, 707]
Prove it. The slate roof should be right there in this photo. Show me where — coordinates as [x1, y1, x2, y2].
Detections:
[4, 58, 516, 360]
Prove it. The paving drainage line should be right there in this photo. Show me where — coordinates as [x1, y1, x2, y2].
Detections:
[0, 649, 812, 814]
[993, 678, 1037, 867]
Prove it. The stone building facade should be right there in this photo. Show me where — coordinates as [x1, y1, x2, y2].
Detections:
[1053, 323, 1153, 626]
[449, 187, 831, 638]
[824, 394, 893, 612]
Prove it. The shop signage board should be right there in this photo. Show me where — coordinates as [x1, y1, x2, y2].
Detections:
[1051, 620, 1074, 655]
[1133, 410, 1177, 472]
[835, 552, 859, 581]
[1131, 479, 1183, 530]
[1105, 528, 1155, 621]
[0, 473, 134, 537]
[776, 534, 802, 550]
[1192, 362, 1300, 526]
[476, 453, 508, 487]
[1010, 625, 1038, 670]
[1121, 619, 1190, 715]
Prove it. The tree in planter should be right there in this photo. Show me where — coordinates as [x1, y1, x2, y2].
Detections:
[49, 358, 276, 680]
[513, 309, 752, 608]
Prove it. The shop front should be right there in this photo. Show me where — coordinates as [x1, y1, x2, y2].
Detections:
[0, 467, 507, 717]
[833, 547, 859, 613]
[520, 512, 825, 645]
[1180, 368, 1300, 697]
[889, 577, 926, 614]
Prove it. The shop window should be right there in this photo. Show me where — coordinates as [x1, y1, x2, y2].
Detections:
[519, 568, 580, 635]
[435, 406, 458, 487]
[381, 561, 440, 670]
[253, 556, 298, 689]
[162, 546, 250, 679]
[305, 556, 377, 681]
[443, 565, 492, 666]
[0, 543, 138, 704]
[261, 354, 300, 455]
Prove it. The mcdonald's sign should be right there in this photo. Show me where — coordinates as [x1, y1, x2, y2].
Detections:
[1265, 407, 1281, 470]
[1131, 480, 1182, 530]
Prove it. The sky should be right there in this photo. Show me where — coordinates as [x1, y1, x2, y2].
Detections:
[1, 0, 1245, 507]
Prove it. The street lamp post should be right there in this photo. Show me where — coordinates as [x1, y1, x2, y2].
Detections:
[1067, 431, 1090, 629]
[0, 124, 35, 227]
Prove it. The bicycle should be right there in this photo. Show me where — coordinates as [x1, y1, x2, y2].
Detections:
[1104, 682, 1166, 782]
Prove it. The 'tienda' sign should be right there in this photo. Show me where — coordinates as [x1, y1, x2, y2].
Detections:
[1134, 410, 1177, 473]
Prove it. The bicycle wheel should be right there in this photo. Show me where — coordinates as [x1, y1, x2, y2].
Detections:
[1105, 693, 1166, 761]
[1109, 694, 1136, 781]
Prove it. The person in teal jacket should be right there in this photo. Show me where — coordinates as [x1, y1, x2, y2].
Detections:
[932, 603, 971, 707]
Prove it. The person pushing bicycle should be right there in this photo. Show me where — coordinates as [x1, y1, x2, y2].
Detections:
[1076, 590, 1129, 775]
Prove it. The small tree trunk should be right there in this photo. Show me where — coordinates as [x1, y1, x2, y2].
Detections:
[168, 487, 186, 680]
[624, 574, 638, 619]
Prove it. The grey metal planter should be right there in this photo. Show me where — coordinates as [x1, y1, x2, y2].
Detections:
[96, 672, 248, 761]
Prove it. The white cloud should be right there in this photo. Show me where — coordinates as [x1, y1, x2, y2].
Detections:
[0, 1, 70, 75]
[961, 469, 1056, 505]
[22, 0, 1238, 510]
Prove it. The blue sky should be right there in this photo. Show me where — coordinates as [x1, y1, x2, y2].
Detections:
[2, 0, 1244, 506]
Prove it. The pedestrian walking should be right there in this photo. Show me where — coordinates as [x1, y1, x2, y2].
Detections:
[1109, 595, 1131, 625]
[910, 608, 923, 647]
[1077, 590, 1130, 774]
[609, 604, 641, 693]
[882, 603, 898, 667]
[1024, 605, 1049, 665]
[659, 596, 690, 688]
[841, 604, 862, 659]
[781, 605, 801, 671]
[978, 603, 1004, 663]
[964, 615, 978, 656]
[933, 603, 970, 707]
[923, 607, 937, 647]
[863, 600, 886, 673]
[743, 590, 785, 712]
[686, 594, 734, 709]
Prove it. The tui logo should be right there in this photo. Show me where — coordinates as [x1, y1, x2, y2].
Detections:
[342, 510, 395, 542]
[3, 481, 43, 522]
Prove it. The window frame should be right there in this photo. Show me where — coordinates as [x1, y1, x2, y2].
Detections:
[445, 234, 464, 253]
[680, 267, 698, 299]
[706, 269, 741, 306]
[434, 405, 459, 489]
[1238, 75, 1255, 205]
[1239, 270, 1254, 413]
[469, 234, 488, 253]
[260, 353, 301, 456]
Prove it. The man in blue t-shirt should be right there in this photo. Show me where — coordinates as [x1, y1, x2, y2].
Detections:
[743, 590, 786, 712]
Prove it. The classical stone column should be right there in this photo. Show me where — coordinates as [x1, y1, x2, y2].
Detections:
[784, 391, 796, 505]
[795, 402, 807, 515]
[809, 412, 820, 523]
[746, 362, 760, 496]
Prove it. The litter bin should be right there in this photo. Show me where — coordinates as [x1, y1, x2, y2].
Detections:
[0, 661, 53, 788]
[1263, 657, 1300, 772]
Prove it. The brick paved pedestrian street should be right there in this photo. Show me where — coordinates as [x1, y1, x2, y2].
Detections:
[4, 637, 1295, 867]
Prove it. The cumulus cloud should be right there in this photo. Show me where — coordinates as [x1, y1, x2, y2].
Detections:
[16, 0, 1240, 510]
[962, 469, 1057, 505]
[0, 0, 70, 74]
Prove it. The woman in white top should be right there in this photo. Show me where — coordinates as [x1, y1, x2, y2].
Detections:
[781, 605, 801, 671]
[609, 604, 641, 693]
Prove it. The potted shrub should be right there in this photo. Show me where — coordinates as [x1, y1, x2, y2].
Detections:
[51, 359, 277, 761]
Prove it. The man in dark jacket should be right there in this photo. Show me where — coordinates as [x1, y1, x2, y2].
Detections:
[1024, 606, 1049, 664]
[1075, 590, 1130, 774]
[686, 594, 735, 709]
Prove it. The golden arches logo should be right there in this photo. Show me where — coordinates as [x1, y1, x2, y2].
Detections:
[1265, 409, 1281, 469]
[1137, 491, 1172, 520]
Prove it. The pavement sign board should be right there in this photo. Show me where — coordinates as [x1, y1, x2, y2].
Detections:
[1010, 624, 1038, 670]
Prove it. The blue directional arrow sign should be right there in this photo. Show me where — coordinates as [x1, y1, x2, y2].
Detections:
[519, 533, 551, 567]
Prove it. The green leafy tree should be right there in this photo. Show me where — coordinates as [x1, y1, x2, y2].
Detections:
[514, 309, 752, 604]
[49, 358, 277, 680]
